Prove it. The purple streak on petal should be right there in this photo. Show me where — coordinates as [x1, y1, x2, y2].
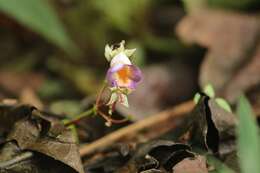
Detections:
[128, 65, 142, 83]
[127, 80, 138, 90]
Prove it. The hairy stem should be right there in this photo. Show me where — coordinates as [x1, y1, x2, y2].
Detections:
[64, 108, 95, 126]
[64, 82, 128, 126]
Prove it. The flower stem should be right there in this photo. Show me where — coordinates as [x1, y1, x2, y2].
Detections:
[95, 83, 128, 125]
[64, 82, 128, 127]
[64, 108, 95, 126]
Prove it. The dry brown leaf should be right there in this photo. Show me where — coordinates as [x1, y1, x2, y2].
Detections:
[0, 105, 84, 173]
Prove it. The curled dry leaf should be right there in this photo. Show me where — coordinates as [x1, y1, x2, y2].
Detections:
[0, 104, 84, 173]
[0, 141, 78, 173]
[189, 95, 237, 156]
[176, 9, 260, 103]
[148, 142, 194, 171]
[207, 99, 238, 156]
[0, 104, 34, 135]
[116, 140, 195, 173]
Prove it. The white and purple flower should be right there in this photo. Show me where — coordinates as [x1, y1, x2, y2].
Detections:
[104, 41, 142, 107]
[106, 53, 142, 90]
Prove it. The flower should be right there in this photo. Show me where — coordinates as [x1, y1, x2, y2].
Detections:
[105, 41, 142, 107]
[106, 53, 142, 90]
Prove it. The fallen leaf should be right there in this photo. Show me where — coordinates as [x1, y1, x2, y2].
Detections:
[0, 104, 84, 173]
[189, 95, 237, 156]
[0, 141, 78, 173]
[0, 104, 35, 135]
[116, 140, 195, 173]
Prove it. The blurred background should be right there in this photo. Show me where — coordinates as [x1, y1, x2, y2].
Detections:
[0, 0, 259, 120]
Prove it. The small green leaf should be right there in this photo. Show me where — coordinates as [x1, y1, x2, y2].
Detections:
[0, 0, 77, 55]
[193, 93, 201, 104]
[215, 98, 232, 113]
[237, 95, 260, 173]
[203, 84, 215, 98]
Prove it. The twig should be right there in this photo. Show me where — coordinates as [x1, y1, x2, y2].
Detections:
[79, 100, 195, 156]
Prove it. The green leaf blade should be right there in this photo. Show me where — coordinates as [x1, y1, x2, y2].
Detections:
[237, 95, 260, 173]
[0, 0, 77, 55]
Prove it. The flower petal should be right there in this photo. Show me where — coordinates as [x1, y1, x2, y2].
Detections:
[106, 64, 142, 90]
[110, 52, 131, 67]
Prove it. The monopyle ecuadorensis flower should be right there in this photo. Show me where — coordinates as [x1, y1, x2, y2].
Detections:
[105, 40, 142, 108]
